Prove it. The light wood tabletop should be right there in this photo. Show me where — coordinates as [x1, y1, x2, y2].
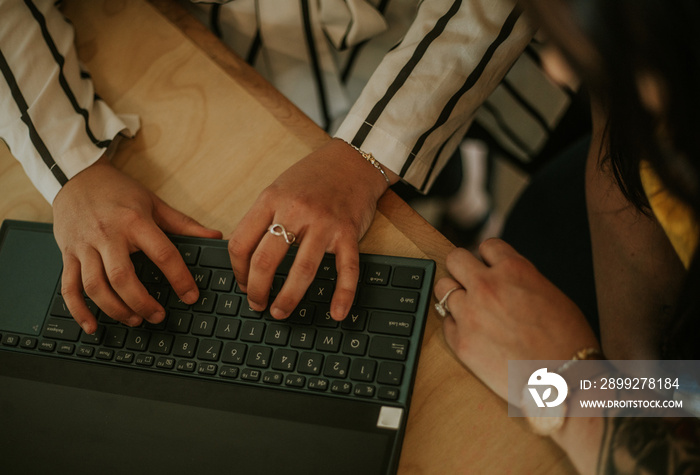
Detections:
[0, 0, 575, 472]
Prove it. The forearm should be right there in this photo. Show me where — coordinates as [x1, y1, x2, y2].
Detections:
[585, 105, 685, 358]
[0, 0, 138, 203]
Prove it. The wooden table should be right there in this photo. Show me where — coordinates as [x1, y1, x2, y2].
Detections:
[0, 1, 574, 472]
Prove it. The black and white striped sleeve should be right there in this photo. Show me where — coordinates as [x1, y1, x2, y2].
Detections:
[334, 0, 536, 192]
[0, 0, 139, 204]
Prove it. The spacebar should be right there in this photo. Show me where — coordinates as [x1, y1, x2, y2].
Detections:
[42, 317, 81, 341]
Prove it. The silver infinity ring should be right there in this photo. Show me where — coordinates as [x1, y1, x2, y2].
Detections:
[435, 286, 462, 317]
[268, 223, 296, 245]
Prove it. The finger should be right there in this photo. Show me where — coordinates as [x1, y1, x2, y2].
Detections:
[329, 238, 360, 321]
[269, 233, 326, 320]
[100, 245, 165, 323]
[228, 205, 275, 293]
[153, 197, 223, 239]
[434, 276, 467, 317]
[477, 238, 522, 266]
[134, 224, 199, 305]
[246, 226, 294, 311]
[445, 247, 486, 288]
[80, 248, 142, 327]
[61, 255, 98, 334]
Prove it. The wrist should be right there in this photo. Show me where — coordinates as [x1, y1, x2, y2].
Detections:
[332, 138, 398, 195]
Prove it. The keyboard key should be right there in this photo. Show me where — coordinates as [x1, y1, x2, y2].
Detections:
[340, 309, 367, 331]
[95, 348, 113, 360]
[313, 307, 338, 328]
[219, 365, 239, 378]
[240, 321, 265, 342]
[358, 287, 419, 313]
[50, 296, 72, 317]
[20, 337, 37, 349]
[331, 381, 352, 394]
[215, 317, 240, 339]
[240, 299, 263, 319]
[246, 346, 272, 368]
[349, 359, 376, 382]
[199, 247, 231, 269]
[316, 330, 342, 352]
[290, 328, 316, 349]
[167, 312, 192, 333]
[125, 329, 150, 351]
[172, 336, 198, 358]
[391, 266, 424, 289]
[177, 360, 197, 373]
[369, 336, 409, 361]
[307, 280, 333, 303]
[76, 345, 94, 357]
[115, 351, 135, 364]
[211, 270, 235, 292]
[197, 340, 222, 361]
[298, 352, 323, 375]
[42, 318, 81, 341]
[192, 291, 216, 313]
[378, 387, 400, 401]
[38, 340, 56, 352]
[57, 342, 75, 354]
[135, 354, 155, 366]
[149, 334, 174, 354]
[156, 357, 176, 369]
[222, 342, 247, 364]
[365, 264, 391, 285]
[323, 355, 350, 378]
[368, 312, 414, 337]
[265, 324, 290, 346]
[104, 327, 127, 348]
[262, 371, 283, 385]
[316, 258, 337, 280]
[216, 295, 241, 316]
[197, 363, 218, 375]
[240, 368, 261, 381]
[308, 377, 329, 391]
[271, 349, 298, 371]
[285, 374, 306, 388]
[148, 287, 169, 307]
[191, 268, 211, 289]
[377, 362, 404, 386]
[80, 326, 105, 345]
[177, 244, 200, 266]
[287, 304, 314, 325]
[342, 333, 368, 356]
[192, 315, 216, 336]
[167, 293, 190, 310]
[353, 384, 376, 397]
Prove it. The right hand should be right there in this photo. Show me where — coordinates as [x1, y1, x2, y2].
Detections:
[228, 138, 397, 321]
[53, 156, 222, 333]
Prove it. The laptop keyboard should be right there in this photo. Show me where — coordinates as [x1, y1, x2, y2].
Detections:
[4, 235, 435, 405]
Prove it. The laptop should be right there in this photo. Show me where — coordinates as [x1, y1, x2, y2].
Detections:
[0, 219, 435, 474]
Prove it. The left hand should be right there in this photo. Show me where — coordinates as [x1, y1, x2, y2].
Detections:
[434, 238, 600, 402]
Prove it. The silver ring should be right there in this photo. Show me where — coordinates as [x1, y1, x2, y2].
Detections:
[435, 286, 462, 317]
[268, 223, 296, 245]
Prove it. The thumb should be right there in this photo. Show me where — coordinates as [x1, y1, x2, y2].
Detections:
[153, 197, 223, 239]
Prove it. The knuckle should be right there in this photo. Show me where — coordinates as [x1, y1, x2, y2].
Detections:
[228, 236, 249, 259]
[292, 258, 319, 279]
[106, 264, 133, 288]
[251, 249, 278, 274]
[82, 274, 106, 296]
[149, 243, 178, 266]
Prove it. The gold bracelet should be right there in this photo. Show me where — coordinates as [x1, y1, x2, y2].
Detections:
[340, 139, 391, 184]
[557, 347, 604, 374]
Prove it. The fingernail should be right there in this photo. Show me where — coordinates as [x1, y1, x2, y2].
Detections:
[270, 307, 286, 320]
[127, 315, 142, 327]
[149, 311, 166, 323]
[182, 289, 199, 304]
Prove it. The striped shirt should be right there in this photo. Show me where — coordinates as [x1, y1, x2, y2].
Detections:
[1, 0, 571, 202]
[0, 0, 138, 203]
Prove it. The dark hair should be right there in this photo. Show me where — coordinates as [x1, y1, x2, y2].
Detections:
[527, 0, 700, 358]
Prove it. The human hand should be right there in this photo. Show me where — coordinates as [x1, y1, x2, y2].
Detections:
[229, 138, 396, 321]
[53, 156, 222, 333]
[434, 239, 599, 402]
